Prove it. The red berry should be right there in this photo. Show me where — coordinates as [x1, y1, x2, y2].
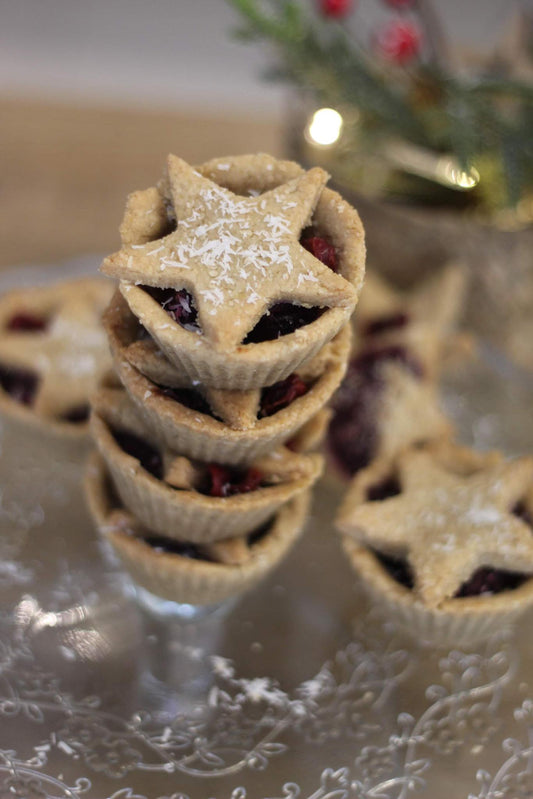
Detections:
[301, 235, 338, 271]
[375, 20, 422, 64]
[318, 0, 354, 19]
[7, 312, 48, 332]
[260, 374, 309, 418]
[206, 464, 263, 497]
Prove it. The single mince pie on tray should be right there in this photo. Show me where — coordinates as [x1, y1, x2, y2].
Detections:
[103, 291, 351, 464]
[327, 347, 453, 479]
[100, 153, 365, 390]
[336, 442, 533, 645]
[90, 388, 322, 543]
[86, 451, 310, 605]
[352, 262, 468, 379]
[0, 278, 113, 436]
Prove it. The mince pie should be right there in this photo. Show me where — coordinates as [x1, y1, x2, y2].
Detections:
[336, 443, 533, 644]
[0, 278, 113, 435]
[100, 153, 365, 390]
[328, 350, 452, 478]
[103, 291, 351, 463]
[90, 389, 322, 543]
[85, 451, 310, 606]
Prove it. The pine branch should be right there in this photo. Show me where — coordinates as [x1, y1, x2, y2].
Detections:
[227, 0, 533, 207]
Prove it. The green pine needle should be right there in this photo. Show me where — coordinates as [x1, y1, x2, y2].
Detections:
[227, 0, 533, 208]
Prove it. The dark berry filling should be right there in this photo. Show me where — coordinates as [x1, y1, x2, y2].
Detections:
[455, 567, 530, 598]
[203, 464, 264, 498]
[244, 302, 323, 344]
[157, 385, 214, 417]
[363, 312, 410, 338]
[300, 234, 338, 272]
[373, 551, 414, 589]
[143, 522, 273, 560]
[513, 501, 533, 530]
[143, 286, 200, 332]
[161, 198, 178, 236]
[6, 312, 48, 332]
[328, 345, 424, 477]
[136, 323, 152, 341]
[353, 345, 424, 381]
[259, 374, 309, 418]
[0, 364, 39, 406]
[367, 475, 402, 501]
[143, 535, 214, 561]
[247, 520, 272, 547]
[61, 405, 90, 424]
[111, 428, 163, 480]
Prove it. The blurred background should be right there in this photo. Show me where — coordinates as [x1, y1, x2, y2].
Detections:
[0, 0, 529, 267]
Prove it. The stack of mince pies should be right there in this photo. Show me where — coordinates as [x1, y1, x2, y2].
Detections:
[86, 152, 366, 606]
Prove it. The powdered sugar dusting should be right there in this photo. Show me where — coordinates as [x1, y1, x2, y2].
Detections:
[148, 178, 317, 314]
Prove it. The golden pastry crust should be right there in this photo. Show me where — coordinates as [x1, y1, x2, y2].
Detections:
[90, 393, 323, 543]
[101, 153, 365, 390]
[337, 442, 533, 610]
[287, 407, 332, 454]
[103, 291, 351, 463]
[0, 277, 113, 437]
[85, 451, 310, 606]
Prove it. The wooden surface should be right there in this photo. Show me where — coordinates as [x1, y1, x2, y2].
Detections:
[0, 98, 283, 270]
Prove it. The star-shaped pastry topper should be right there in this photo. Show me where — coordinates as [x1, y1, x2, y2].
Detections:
[337, 448, 533, 607]
[354, 262, 468, 375]
[101, 155, 357, 352]
[375, 364, 453, 459]
[0, 279, 113, 418]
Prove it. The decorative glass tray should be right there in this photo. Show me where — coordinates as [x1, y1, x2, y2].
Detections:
[2, 259, 533, 799]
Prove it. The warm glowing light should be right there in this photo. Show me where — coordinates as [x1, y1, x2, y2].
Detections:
[440, 162, 480, 190]
[306, 108, 344, 146]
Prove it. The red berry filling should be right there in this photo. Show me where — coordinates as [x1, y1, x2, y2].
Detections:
[143, 286, 200, 332]
[112, 428, 163, 480]
[363, 312, 410, 338]
[455, 568, 529, 598]
[259, 374, 308, 418]
[300, 234, 338, 272]
[7, 312, 48, 332]
[0, 364, 39, 406]
[373, 551, 414, 590]
[204, 464, 263, 498]
[328, 345, 424, 476]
